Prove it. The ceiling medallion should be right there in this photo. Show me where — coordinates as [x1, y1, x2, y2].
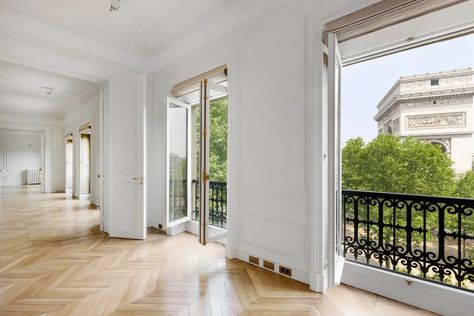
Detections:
[110, 0, 120, 12]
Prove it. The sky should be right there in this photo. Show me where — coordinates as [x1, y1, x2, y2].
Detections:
[341, 33, 474, 145]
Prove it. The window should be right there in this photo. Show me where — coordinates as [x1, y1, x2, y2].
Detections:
[431, 78, 439, 86]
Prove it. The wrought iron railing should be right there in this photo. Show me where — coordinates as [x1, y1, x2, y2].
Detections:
[192, 180, 227, 229]
[343, 189, 474, 292]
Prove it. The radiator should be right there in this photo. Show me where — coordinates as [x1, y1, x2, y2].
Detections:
[27, 169, 41, 185]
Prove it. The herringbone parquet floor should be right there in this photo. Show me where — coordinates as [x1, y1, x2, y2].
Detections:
[0, 186, 434, 316]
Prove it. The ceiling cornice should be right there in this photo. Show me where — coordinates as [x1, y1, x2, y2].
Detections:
[150, 0, 292, 72]
[0, 6, 151, 82]
[0, 0, 311, 80]
[0, 113, 63, 127]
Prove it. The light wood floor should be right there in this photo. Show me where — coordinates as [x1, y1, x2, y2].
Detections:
[0, 186, 435, 316]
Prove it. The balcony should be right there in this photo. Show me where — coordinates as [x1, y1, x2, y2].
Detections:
[192, 180, 227, 229]
[343, 189, 474, 292]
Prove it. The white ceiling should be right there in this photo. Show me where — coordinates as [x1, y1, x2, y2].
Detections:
[0, 0, 291, 121]
[0, 61, 100, 120]
[0, 0, 291, 82]
[0, 0, 233, 57]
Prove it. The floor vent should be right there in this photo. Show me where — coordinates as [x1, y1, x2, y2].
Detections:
[249, 256, 259, 265]
[263, 260, 275, 270]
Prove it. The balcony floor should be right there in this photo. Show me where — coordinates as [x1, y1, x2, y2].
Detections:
[0, 186, 434, 315]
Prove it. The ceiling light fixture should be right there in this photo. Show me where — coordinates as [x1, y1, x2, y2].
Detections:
[110, 0, 120, 12]
[41, 86, 55, 96]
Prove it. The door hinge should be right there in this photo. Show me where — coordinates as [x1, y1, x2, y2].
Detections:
[203, 172, 209, 182]
[203, 128, 207, 139]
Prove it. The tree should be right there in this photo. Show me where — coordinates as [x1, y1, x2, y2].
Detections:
[454, 171, 474, 198]
[209, 97, 228, 182]
[342, 134, 456, 196]
[454, 171, 474, 260]
[194, 96, 228, 182]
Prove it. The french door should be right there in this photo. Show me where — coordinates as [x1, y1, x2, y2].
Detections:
[166, 79, 227, 244]
[328, 32, 345, 287]
[199, 79, 228, 245]
[166, 97, 192, 226]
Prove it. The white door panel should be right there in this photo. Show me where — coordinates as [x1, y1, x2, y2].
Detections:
[106, 75, 146, 240]
[328, 33, 345, 287]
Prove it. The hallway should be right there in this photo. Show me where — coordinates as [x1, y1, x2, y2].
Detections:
[0, 187, 432, 315]
[0, 186, 99, 241]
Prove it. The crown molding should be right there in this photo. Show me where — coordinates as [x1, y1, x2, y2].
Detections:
[150, 0, 292, 72]
[0, 7, 150, 81]
[0, 113, 63, 127]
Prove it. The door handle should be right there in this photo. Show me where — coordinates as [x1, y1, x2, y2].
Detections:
[133, 176, 144, 185]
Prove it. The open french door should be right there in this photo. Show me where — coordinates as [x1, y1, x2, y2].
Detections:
[165, 78, 227, 244]
[105, 75, 147, 239]
[166, 97, 192, 228]
[328, 33, 345, 287]
[199, 79, 228, 245]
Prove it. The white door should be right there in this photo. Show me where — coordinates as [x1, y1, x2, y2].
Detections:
[166, 97, 192, 227]
[328, 32, 345, 287]
[105, 75, 147, 239]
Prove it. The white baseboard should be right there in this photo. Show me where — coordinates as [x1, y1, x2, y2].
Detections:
[342, 261, 474, 316]
[78, 193, 90, 200]
[166, 221, 187, 235]
[309, 270, 327, 293]
[147, 219, 160, 229]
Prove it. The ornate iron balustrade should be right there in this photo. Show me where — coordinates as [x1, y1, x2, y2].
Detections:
[343, 190, 474, 292]
[192, 180, 227, 229]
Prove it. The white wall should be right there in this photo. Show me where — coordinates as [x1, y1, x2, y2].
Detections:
[63, 96, 101, 205]
[0, 115, 65, 192]
[149, 4, 312, 282]
[145, 0, 416, 291]
[0, 129, 41, 185]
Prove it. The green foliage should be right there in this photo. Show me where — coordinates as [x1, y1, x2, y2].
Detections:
[342, 134, 456, 196]
[454, 171, 474, 198]
[453, 171, 474, 259]
[194, 97, 228, 182]
[342, 134, 457, 248]
[209, 97, 228, 181]
[343, 134, 474, 286]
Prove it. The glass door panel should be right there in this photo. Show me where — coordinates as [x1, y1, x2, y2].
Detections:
[199, 80, 228, 245]
[167, 97, 191, 226]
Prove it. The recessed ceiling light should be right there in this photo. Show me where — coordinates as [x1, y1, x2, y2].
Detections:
[41, 86, 55, 96]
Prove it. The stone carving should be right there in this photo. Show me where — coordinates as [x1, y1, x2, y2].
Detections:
[407, 113, 465, 129]
[393, 119, 400, 133]
[403, 95, 473, 108]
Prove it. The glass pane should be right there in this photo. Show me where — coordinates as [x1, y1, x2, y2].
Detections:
[168, 103, 188, 222]
[191, 103, 201, 222]
[335, 58, 342, 255]
[208, 91, 228, 229]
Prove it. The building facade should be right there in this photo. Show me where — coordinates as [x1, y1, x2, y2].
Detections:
[375, 68, 474, 173]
